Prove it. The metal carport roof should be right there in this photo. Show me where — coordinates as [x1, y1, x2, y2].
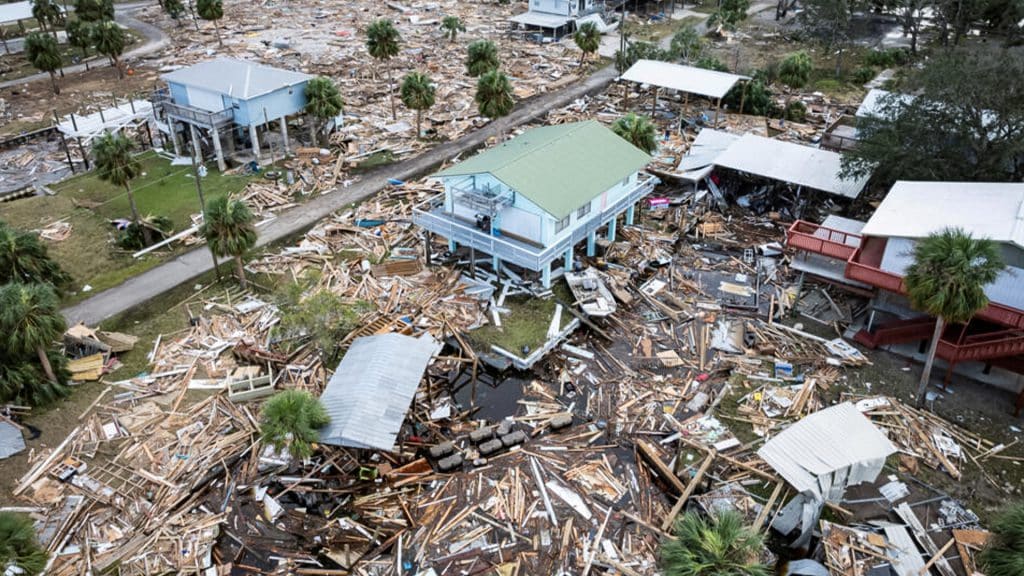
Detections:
[621, 60, 749, 100]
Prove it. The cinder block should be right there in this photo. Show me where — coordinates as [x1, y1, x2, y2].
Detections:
[500, 430, 527, 447]
[479, 439, 504, 455]
[429, 442, 454, 459]
[470, 427, 494, 443]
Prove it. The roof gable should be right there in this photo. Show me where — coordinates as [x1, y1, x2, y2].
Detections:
[434, 121, 652, 219]
[162, 58, 313, 100]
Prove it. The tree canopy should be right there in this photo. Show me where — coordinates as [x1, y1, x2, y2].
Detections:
[196, 0, 224, 45]
[0, 221, 72, 292]
[260, 390, 330, 460]
[979, 502, 1024, 576]
[74, 0, 113, 23]
[611, 113, 658, 155]
[305, 76, 344, 145]
[400, 71, 436, 138]
[466, 39, 500, 77]
[201, 196, 257, 287]
[661, 511, 769, 576]
[441, 15, 465, 42]
[573, 22, 600, 64]
[843, 45, 1024, 185]
[0, 282, 66, 385]
[91, 20, 126, 77]
[475, 69, 514, 120]
[0, 511, 49, 576]
[709, 0, 752, 30]
[23, 32, 62, 94]
[366, 19, 402, 120]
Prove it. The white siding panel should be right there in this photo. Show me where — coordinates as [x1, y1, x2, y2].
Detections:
[186, 87, 226, 112]
[497, 207, 541, 243]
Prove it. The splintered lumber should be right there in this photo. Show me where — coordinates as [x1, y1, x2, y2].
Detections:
[636, 440, 686, 495]
[661, 450, 716, 531]
[894, 503, 957, 576]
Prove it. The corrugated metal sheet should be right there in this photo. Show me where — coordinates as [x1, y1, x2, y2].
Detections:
[319, 333, 440, 451]
[757, 403, 895, 501]
[621, 60, 747, 100]
[162, 58, 313, 100]
[0, 421, 26, 460]
[712, 134, 870, 199]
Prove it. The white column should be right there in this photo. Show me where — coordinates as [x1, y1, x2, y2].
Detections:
[279, 117, 290, 155]
[211, 125, 226, 172]
[249, 124, 261, 161]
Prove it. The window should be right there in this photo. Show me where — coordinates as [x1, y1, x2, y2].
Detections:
[577, 203, 591, 218]
[555, 215, 570, 233]
[622, 176, 631, 186]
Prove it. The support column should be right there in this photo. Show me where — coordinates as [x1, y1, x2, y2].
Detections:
[279, 116, 290, 155]
[189, 124, 202, 163]
[586, 231, 597, 257]
[564, 248, 573, 272]
[492, 255, 500, 273]
[607, 216, 617, 242]
[625, 204, 636, 226]
[210, 125, 226, 172]
[448, 239, 457, 253]
[541, 261, 552, 289]
[249, 124, 262, 161]
[170, 121, 182, 156]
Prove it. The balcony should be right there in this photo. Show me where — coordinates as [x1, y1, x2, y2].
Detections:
[452, 183, 514, 216]
[786, 220, 860, 260]
[413, 173, 659, 272]
[151, 89, 234, 129]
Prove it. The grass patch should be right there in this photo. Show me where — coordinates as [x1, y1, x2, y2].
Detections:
[0, 151, 252, 297]
[0, 30, 140, 83]
[469, 282, 574, 354]
[350, 149, 396, 173]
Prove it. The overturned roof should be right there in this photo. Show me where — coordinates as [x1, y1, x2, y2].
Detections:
[621, 60, 748, 100]
[860, 181, 1024, 247]
[319, 333, 440, 451]
[434, 121, 652, 219]
[0, 421, 25, 460]
[758, 402, 896, 501]
[712, 134, 869, 199]
[855, 89, 916, 119]
[162, 58, 313, 100]
[509, 11, 571, 29]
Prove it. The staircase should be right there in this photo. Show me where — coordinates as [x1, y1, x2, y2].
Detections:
[854, 317, 936, 348]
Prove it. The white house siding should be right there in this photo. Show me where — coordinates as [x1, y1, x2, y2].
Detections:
[443, 174, 546, 245]
[545, 175, 636, 246]
[530, 0, 573, 16]
[185, 87, 227, 112]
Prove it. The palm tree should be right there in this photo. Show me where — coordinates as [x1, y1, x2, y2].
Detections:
[475, 69, 514, 129]
[0, 283, 65, 384]
[0, 351, 68, 406]
[65, 19, 92, 61]
[0, 221, 72, 292]
[196, 0, 224, 47]
[0, 511, 48, 576]
[260, 390, 330, 460]
[466, 39, 499, 77]
[661, 511, 769, 576]
[304, 76, 344, 146]
[160, 0, 186, 24]
[74, 0, 113, 23]
[366, 19, 402, 121]
[574, 22, 601, 65]
[441, 15, 465, 42]
[23, 32, 62, 95]
[91, 20, 126, 78]
[93, 132, 151, 246]
[778, 50, 812, 113]
[31, 0, 62, 35]
[979, 503, 1024, 576]
[904, 228, 1003, 406]
[201, 196, 257, 288]
[400, 71, 436, 138]
[612, 113, 658, 154]
[671, 25, 702, 64]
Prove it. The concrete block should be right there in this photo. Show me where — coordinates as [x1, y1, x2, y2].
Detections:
[437, 454, 463, 472]
[470, 427, 494, 444]
[428, 442, 454, 459]
[550, 414, 573, 430]
[496, 420, 513, 436]
[501, 430, 527, 447]
[479, 439, 503, 455]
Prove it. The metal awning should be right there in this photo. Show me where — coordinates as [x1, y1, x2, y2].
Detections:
[318, 333, 440, 452]
[621, 60, 749, 100]
[509, 11, 572, 29]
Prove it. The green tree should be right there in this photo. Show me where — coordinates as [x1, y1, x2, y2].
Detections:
[441, 15, 465, 42]
[93, 132, 150, 245]
[0, 351, 68, 406]
[904, 229, 1003, 406]
[696, 55, 728, 72]
[201, 196, 257, 288]
[31, 0, 62, 34]
[574, 21, 600, 65]
[0, 511, 48, 575]
[91, 20, 126, 78]
[709, 0, 752, 30]
[611, 113, 657, 154]
[724, 77, 774, 116]
[670, 24, 703, 63]
[366, 19, 402, 121]
[275, 285, 372, 363]
[661, 511, 769, 576]
[74, 0, 113, 23]
[465, 39, 500, 77]
[304, 76, 344, 146]
[160, 0, 186, 24]
[196, 0, 224, 47]
[799, 0, 856, 76]
[842, 45, 1024, 184]
[979, 503, 1024, 576]
[777, 50, 812, 111]
[65, 19, 92, 60]
[400, 71, 436, 138]
[934, 0, 987, 45]
[23, 32, 62, 95]
[475, 69, 514, 123]
[0, 283, 65, 384]
[260, 390, 330, 460]
[0, 222, 72, 292]
[615, 40, 671, 74]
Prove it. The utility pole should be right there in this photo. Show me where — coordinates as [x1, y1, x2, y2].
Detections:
[190, 142, 223, 282]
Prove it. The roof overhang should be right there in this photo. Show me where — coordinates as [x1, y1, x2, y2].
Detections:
[621, 60, 749, 100]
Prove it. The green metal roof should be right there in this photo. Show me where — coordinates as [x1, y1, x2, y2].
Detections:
[434, 121, 653, 220]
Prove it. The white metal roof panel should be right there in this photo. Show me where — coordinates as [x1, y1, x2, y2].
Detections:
[861, 181, 1024, 248]
[621, 60, 747, 100]
[0, 421, 25, 460]
[855, 89, 915, 119]
[0, 1, 45, 25]
[509, 11, 571, 28]
[712, 134, 869, 199]
[162, 58, 313, 100]
[319, 333, 439, 451]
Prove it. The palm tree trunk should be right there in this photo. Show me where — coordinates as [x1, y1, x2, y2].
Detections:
[234, 255, 248, 288]
[49, 70, 60, 95]
[112, 55, 124, 79]
[916, 317, 945, 407]
[37, 346, 56, 383]
[124, 182, 154, 246]
[189, 2, 200, 31]
[213, 19, 223, 47]
[387, 62, 396, 121]
[416, 109, 422, 139]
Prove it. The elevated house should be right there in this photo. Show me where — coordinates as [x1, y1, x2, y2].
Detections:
[151, 58, 314, 170]
[412, 121, 658, 287]
[510, 0, 597, 36]
[787, 181, 1024, 413]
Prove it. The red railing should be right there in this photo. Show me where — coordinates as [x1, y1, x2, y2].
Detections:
[786, 220, 861, 260]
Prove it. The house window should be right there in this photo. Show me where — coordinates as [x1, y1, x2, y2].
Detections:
[622, 176, 631, 186]
[577, 203, 591, 218]
[555, 215, 570, 233]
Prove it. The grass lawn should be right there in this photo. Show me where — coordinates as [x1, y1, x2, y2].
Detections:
[0, 151, 252, 299]
[469, 282, 575, 354]
[0, 29, 141, 83]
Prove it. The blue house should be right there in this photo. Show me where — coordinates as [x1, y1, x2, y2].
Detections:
[412, 121, 659, 287]
[153, 58, 313, 170]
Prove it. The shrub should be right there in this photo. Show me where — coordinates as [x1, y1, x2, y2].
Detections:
[0, 511, 48, 575]
[785, 100, 807, 122]
[260, 390, 330, 460]
[852, 66, 877, 84]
